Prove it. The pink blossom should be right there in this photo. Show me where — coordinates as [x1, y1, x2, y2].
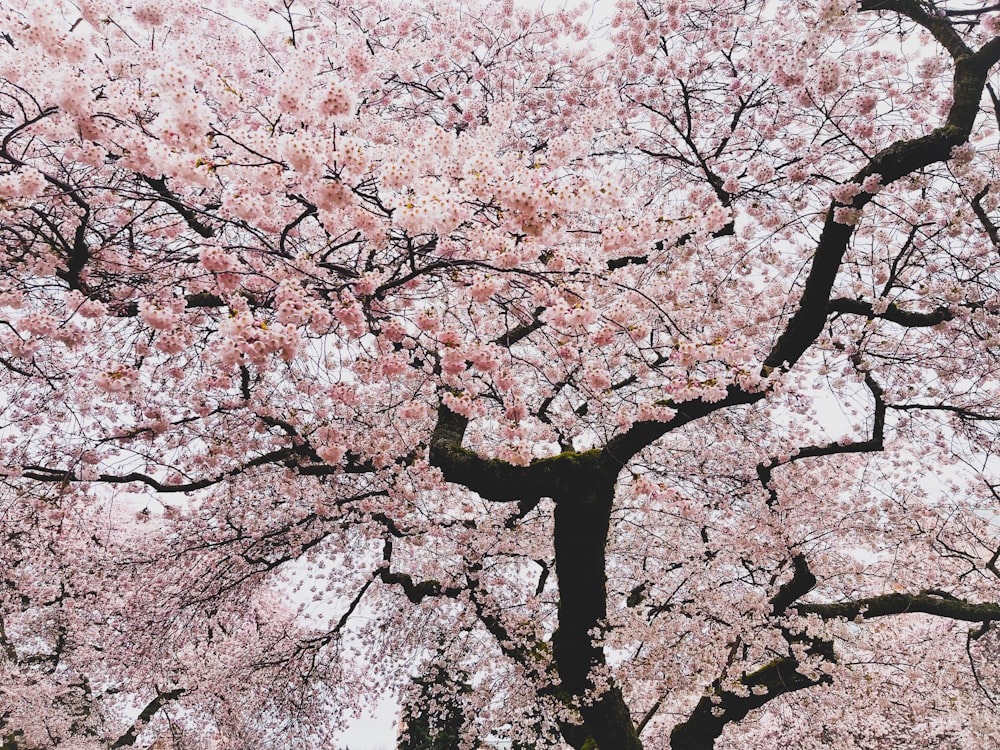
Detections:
[316, 80, 354, 118]
[199, 245, 238, 273]
[17, 311, 59, 336]
[94, 364, 137, 393]
[833, 206, 862, 225]
[138, 298, 178, 331]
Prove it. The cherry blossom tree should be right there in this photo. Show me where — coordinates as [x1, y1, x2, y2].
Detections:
[3, 0, 1000, 747]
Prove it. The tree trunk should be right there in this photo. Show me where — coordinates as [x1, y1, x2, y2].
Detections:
[551, 471, 642, 750]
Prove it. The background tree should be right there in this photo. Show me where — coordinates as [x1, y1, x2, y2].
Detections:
[398, 664, 481, 750]
[2, 0, 1000, 748]
[397, 657, 540, 750]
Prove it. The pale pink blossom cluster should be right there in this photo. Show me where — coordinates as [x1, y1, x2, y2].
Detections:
[856, 91, 879, 115]
[833, 206, 862, 225]
[702, 201, 731, 233]
[0, 167, 46, 199]
[635, 402, 677, 423]
[467, 342, 504, 373]
[311, 425, 348, 464]
[344, 43, 371, 75]
[860, 173, 883, 193]
[332, 296, 367, 338]
[146, 63, 212, 148]
[75, 298, 107, 319]
[130, 0, 167, 27]
[153, 329, 190, 355]
[0, 0, 998, 746]
[17, 311, 58, 336]
[309, 179, 353, 212]
[390, 179, 466, 236]
[415, 308, 441, 333]
[1, 332, 39, 359]
[274, 281, 332, 332]
[441, 389, 477, 418]
[830, 182, 862, 204]
[199, 244, 239, 273]
[381, 153, 419, 190]
[815, 61, 841, 96]
[282, 136, 323, 176]
[771, 56, 805, 90]
[138, 298, 179, 331]
[0, 290, 25, 308]
[217, 312, 301, 366]
[94, 363, 138, 393]
[545, 300, 599, 330]
[315, 80, 354, 119]
[17, 5, 72, 56]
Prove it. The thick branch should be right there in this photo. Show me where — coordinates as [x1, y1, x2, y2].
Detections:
[757, 362, 885, 506]
[828, 297, 953, 327]
[671, 550, 834, 749]
[551, 473, 643, 750]
[669, 655, 831, 750]
[109, 688, 186, 749]
[859, 0, 971, 60]
[428, 406, 536, 502]
[494, 307, 546, 347]
[970, 185, 1000, 248]
[797, 592, 1000, 622]
[139, 175, 216, 238]
[770, 553, 817, 617]
[22, 447, 299, 493]
[602, 386, 764, 474]
[377, 539, 464, 604]
[428, 404, 608, 502]
[763, 15, 999, 373]
[889, 401, 1000, 421]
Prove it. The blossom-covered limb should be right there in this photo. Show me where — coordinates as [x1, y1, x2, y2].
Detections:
[797, 592, 1000, 622]
[109, 688, 187, 749]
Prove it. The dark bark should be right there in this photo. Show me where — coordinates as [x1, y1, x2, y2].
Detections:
[429, 409, 642, 749]
[551, 467, 643, 750]
[669, 656, 831, 750]
[602, 387, 764, 476]
[827, 297, 953, 327]
[770, 554, 817, 618]
[428, 405, 607, 504]
[797, 592, 1000, 623]
[109, 687, 186, 748]
[424, 7, 1000, 748]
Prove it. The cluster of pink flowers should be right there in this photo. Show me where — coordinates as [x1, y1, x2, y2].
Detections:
[545, 300, 599, 330]
[702, 201, 731, 233]
[815, 61, 841, 96]
[316, 80, 354, 119]
[217, 312, 301, 366]
[830, 182, 862, 204]
[390, 178, 466, 236]
[199, 244, 239, 273]
[17, 311, 59, 336]
[94, 363, 138, 393]
[147, 63, 212, 148]
[0, 167, 46, 200]
[311, 425, 348, 464]
[274, 281, 332, 332]
[129, 0, 168, 27]
[332, 296, 367, 338]
[153, 329, 190, 355]
[833, 206, 862, 225]
[138, 298, 179, 331]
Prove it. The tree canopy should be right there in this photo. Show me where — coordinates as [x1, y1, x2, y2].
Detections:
[3, 0, 1000, 748]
